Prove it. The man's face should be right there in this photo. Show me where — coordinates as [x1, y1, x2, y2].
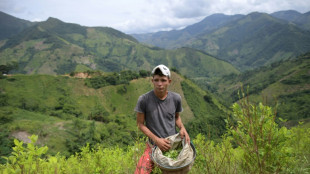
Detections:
[152, 75, 171, 93]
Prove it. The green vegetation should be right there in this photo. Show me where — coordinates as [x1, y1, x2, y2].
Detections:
[211, 53, 310, 126]
[0, 71, 231, 165]
[0, 74, 146, 157]
[181, 79, 228, 140]
[1, 10, 309, 173]
[84, 70, 140, 89]
[0, 129, 13, 164]
[277, 90, 310, 126]
[0, 71, 209, 157]
[0, 61, 18, 76]
[0, 63, 309, 173]
[1, 99, 309, 173]
[191, 101, 310, 173]
[0, 17, 239, 80]
[135, 12, 310, 70]
[0, 11, 34, 40]
[0, 135, 144, 173]
[162, 146, 182, 160]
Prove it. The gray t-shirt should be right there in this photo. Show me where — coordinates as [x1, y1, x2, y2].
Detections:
[135, 90, 183, 139]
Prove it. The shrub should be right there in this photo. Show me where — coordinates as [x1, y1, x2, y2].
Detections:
[1, 94, 309, 173]
[0, 110, 13, 124]
[0, 93, 8, 106]
[228, 96, 293, 173]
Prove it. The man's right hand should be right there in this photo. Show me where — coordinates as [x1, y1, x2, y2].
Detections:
[155, 138, 171, 152]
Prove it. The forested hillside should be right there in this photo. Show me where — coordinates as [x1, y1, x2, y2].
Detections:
[0, 15, 239, 80]
[132, 13, 244, 50]
[0, 11, 34, 40]
[189, 12, 310, 70]
[0, 71, 228, 160]
[134, 11, 310, 70]
[212, 52, 310, 126]
[271, 10, 310, 30]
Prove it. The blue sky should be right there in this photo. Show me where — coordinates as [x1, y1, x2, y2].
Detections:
[1, 0, 310, 34]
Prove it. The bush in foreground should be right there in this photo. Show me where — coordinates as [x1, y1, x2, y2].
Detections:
[1, 99, 309, 173]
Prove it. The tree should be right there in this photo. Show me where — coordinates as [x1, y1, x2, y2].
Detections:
[139, 70, 149, 77]
[88, 105, 109, 122]
[0, 61, 18, 74]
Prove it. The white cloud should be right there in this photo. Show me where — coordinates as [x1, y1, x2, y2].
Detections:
[0, 0, 309, 34]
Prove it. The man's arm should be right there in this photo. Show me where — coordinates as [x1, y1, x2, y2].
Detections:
[137, 112, 171, 151]
[175, 112, 190, 144]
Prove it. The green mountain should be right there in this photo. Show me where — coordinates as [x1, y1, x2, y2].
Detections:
[132, 13, 243, 50]
[294, 11, 310, 30]
[271, 10, 302, 22]
[212, 52, 310, 126]
[0, 71, 229, 157]
[0, 11, 34, 40]
[272, 10, 310, 30]
[0, 16, 239, 79]
[133, 11, 310, 71]
[189, 12, 310, 70]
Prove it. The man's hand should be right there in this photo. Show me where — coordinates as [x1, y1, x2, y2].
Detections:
[155, 137, 171, 152]
[179, 127, 190, 144]
[175, 112, 190, 144]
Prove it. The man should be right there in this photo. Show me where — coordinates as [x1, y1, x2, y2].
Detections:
[134, 64, 190, 174]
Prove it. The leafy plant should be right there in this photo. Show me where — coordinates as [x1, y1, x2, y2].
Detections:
[228, 93, 293, 173]
[162, 145, 182, 160]
[1, 135, 48, 173]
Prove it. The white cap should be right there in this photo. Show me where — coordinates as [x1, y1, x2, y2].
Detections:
[151, 64, 171, 78]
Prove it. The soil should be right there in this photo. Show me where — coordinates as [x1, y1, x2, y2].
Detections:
[11, 131, 32, 143]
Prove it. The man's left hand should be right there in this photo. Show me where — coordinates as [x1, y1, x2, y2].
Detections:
[179, 127, 190, 144]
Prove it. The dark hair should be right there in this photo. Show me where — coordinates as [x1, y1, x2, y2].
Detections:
[153, 68, 164, 76]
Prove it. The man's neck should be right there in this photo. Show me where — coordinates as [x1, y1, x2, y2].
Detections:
[154, 90, 168, 100]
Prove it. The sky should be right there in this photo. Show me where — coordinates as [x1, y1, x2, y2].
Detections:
[1, 0, 310, 34]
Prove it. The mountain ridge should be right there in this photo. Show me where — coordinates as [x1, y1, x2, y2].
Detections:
[133, 10, 310, 70]
[0, 15, 239, 80]
[132, 13, 244, 50]
[0, 11, 35, 40]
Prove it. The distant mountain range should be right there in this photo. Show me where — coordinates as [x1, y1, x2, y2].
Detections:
[1, 10, 310, 75]
[0, 11, 35, 40]
[133, 10, 310, 70]
[271, 10, 310, 30]
[132, 14, 244, 50]
[0, 12, 238, 79]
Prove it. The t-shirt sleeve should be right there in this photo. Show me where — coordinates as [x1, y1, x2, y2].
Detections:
[175, 94, 183, 113]
[134, 95, 145, 113]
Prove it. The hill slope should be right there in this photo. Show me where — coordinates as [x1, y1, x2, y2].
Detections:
[0, 16, 239, 79]
[0, 11, 34, 40]
[0, 72, 229, 156]
[271, 10, 310, 30]
[190, 12, 310, 70]
[132, 13, 244, 50]
[213, 52, 310, 126]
